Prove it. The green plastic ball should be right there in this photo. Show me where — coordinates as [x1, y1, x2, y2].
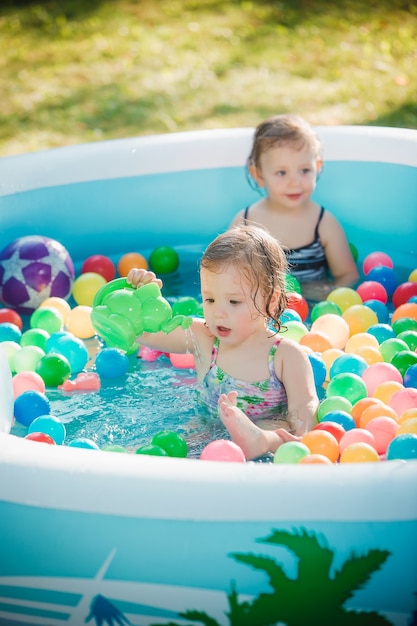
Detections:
[35, 353, 71, 387]
[151, 430, 188, 458]
[149, 246, 179, 275]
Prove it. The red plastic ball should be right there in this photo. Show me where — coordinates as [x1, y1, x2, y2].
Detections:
[286, 291, 309, 322]
[25, 432, 56, 445]
[356, 281, 388, 304]
[0, 308, 23, 329]
[81, 254, 116, 282]
[392, 282, 417, 309]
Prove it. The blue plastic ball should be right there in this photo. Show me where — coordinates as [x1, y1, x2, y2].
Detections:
[366, 265, 398, 296]
[321, 410, 356, 431]
[46, 331, 89, 374]
[330, 353, 368, 378]
[308, 353, 327, 387]
[28, 414, 66, 444]
[386, 434, 417, 460]
[67, 438, 100, 450]
[367, 323, 396, 344]
[14, 390, 51, 427]
[0, 322, 22, 343]
[95, 347, 129, 379]
[363, 299, 389, 324]
[404, 363, 417, 389]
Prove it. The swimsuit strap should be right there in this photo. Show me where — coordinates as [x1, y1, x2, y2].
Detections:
[314, 206, 325, 240]
[243, 206, 250, 223]
[209, 336, 220, 367]
[268, 339, 282, 375]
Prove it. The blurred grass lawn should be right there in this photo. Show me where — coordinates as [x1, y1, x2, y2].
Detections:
[1, 0, 416, 156]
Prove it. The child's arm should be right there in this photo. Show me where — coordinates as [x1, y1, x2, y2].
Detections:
[320, 212, 359, 287]
[275, 339, 319, 436]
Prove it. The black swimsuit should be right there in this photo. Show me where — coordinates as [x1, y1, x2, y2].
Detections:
[243, 206, 329, 281]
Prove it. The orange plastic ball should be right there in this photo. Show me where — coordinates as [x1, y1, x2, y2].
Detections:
[321, 348, 344, 381]
[301, 430, 340, 463]
[117, 252, 148, 277]
[359, 403, 399, 429]
[351, 397, 384, 427]
[310, 314, 350, 350]
[299, 331, 332, 353]
[340, 442, 380, 463]
[298, 453, 333, 465]
[391, 302, 417, 323]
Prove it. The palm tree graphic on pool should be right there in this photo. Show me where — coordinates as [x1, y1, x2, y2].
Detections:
[85, 527, 395, 626]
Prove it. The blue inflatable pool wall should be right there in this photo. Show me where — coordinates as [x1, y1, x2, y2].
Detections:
[0, 126, 416, 626]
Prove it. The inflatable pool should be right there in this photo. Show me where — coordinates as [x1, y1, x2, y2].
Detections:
[0, 126, 417, 626]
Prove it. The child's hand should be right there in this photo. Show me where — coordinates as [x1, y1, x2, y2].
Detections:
[126, 268, 163, 290]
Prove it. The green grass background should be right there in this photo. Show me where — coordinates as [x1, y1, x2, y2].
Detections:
[1, 0, 416, 156]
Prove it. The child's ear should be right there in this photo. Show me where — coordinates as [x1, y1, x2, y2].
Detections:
[316, 159, 323, 174]
[249, 163, 265, 187]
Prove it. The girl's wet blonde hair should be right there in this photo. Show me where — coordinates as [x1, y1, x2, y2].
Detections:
[200, 225, 288, 332]
[248, 114, 322, 170]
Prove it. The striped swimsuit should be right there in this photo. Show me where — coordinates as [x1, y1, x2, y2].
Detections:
[243, 205, 329, 282]
[198, 337, 288, 422]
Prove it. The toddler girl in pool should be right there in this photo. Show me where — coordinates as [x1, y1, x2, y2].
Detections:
[230, 114, 359, 302]
[127, 225, 318, 461]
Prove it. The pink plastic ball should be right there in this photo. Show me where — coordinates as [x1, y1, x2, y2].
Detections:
[200, 440, 246, 462]
[12, 370, 46, 398]
[339, 428, 376, 454]
[362, 251, 393, 275]
[361, 362, 403, 396]
[356, 281, 388, 304]
[389, 388, 417, 416]
[365, 416, 399, 454]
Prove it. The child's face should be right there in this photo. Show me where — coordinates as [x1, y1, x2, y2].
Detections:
[200, 264, 266, 343]
[253, 143, 321, 207]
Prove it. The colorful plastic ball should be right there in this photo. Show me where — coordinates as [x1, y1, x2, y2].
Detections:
[20, 328, 50, 351]
[317, 395, 353, 421]
[280, 320, 308, 342]
[12, 370, 46, 398]
[310, 300, 342, 322]
[342, 304, 378, 336]
[39, 296, 72, 324]
[169, 352, 196, 369]
[326, 372, 367, 405]
[66, 305, 95, 339]
[321, 348, 344, 381]
[386, 433, 417, 461]
[25, 432, 55, 444]
[362, 251, 393, 275]
[136, 444, 169, 456]
[149, 246, 179, 275]
[36, 353, 71, 387]
[200, 439, 246, 462]
[28, 414, 66, 445]
[46, 332, 89, 374]
[72, 272, 107, 307]
[359, 403, 399, 429]
[389, 388, 417, 416]
[81, 254, 116, 282]
[1, 340, 21, 370]
[329, 353, 368, 378]
[366, 323, 395, 344]
[308, 353, 327, 387]
[373, 381, 404, 405]
[349, 242, 358, 262]
[101, 444, 127, 453]
[151, 430, 188, 458]
[280, 308, 302, 323]
[30, 306, 63, 334]
[273, 441, 310, 464]
[398, 408, 417, 425]
[392, 282, 417, 309]
[299, 331, 332, 353]
[286, 291, 309, 322]
[95, 348, 129, 379]
[339, 442, 380, 463]
[353, 345, 383, 366]
[13, 345, 45, 373]
[366, 265, 398, 296]
[13, 390, 50, 427]
[365, 416, 399, 454]
[313, 420, 345, 442]
[379, 337, 409, 363]
[327, 287, 362, 313]
[0, 235, 74, 314]
[310, 314, 350, 349]
[321, 410, 356, 431]
[362, 299, 389, 324]
[117, 252, 148, 277]
[361, 362, 402, 396]
[285, 274, 302, 294]
[344, 332, 379, 354]
[298, 453, 333, 464]
[391, 350, 417, 378]
[351, 397, 384, 427]
[339, 428, 376, 454]
[301, 430, 339, 463]
[404, 364, 417, 389]
[356, 281, 388, 304]
[392, 317, 417, 335]
[0, 322, 22, 344]
[396, 417, 417, 436]
[67, 437, 100, 450]
[0, 308, 23, 329]
[391, 302, 417, 324]
[397, 330, 417, 353]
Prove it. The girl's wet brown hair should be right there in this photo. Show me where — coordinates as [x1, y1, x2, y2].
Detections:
[200, 225, 288, 332]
